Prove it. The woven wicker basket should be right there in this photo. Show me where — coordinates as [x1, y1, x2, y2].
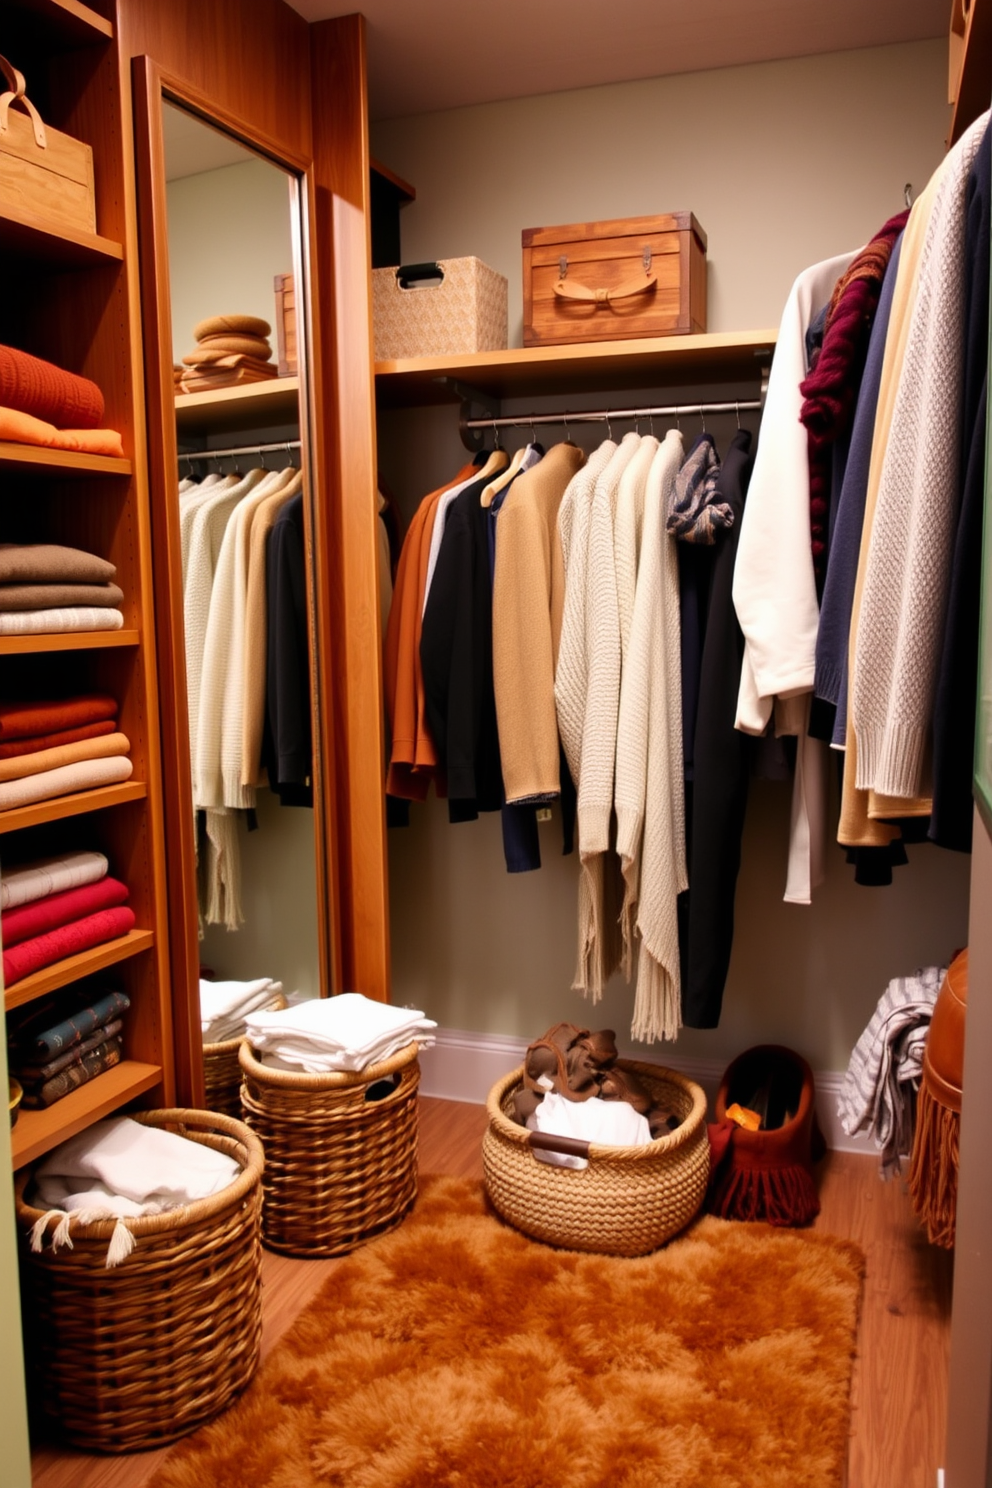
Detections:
[15, 1108, 264, 1454]
[238, 1039, 420, 1257]
[203, 992, 288, 1119]
[483, 1061, 709, 1256]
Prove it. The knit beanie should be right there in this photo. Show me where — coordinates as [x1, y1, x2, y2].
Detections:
[707, 1044, 824, 1226]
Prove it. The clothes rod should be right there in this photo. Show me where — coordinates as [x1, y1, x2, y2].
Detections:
[178, 439, 301, 463]
[462, 399, 763, 432]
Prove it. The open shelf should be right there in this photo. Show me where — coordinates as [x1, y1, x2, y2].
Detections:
[0, 203, 123, 269]
[175, 375, 300, 434]
[6, 0, 112, 50]
[0, 444, 131, 478]
[4, 929, 156, 1013]
[0, 781, 146, 835]
[0, 630, 139, 656]
[11, 1061, 162, 1169]
[950, 0, 992, 144]
[374, 329, 778, 407]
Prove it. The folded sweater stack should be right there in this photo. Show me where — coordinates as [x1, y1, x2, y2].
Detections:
[0, 543, 124, 636]
[0, 848, 135, 988]
[8, 985, 130, 1109]
[179, 314, 277, 394]
[245, 991, 436, 1074]
[0, 343, 123, 458]
[0, 695, 132, 817]
[200, 976, 286, 1043]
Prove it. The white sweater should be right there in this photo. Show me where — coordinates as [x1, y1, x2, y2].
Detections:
[615, 431, 687, 1042]
[853, 111, 989, 799]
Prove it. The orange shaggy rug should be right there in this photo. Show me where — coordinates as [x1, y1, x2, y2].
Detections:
[149, 1175, 864, 1488]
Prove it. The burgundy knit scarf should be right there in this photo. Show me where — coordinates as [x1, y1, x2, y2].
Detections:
[799, 209, 909, 590]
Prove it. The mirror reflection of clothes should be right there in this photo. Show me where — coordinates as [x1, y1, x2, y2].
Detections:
[263, 491, 313, 807]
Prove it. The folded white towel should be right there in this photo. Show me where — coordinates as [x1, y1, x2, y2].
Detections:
[1, 848, 108, 909]
[527, 1093, 652, 1169]
[200, 976, 284, 1043]
[246, 992, 436, 1074]
[29, 1116, 241, 1266]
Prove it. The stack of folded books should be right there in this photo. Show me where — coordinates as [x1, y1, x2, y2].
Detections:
[178, 314, 278, 393]
[200, 975, 286, 1043]
[0, 542, 124, 637]
[0, 694, 132, 816]
[8, 985, 130, 1109]
[245, 991, 436, 1074]
[1, 848, 135, 988]
[0, 342, 123, 458]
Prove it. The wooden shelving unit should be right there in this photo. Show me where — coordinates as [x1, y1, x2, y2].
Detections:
[175, 375, 300, 434]
[0, 0, 175, 1179]
[374, 329, 777, 407]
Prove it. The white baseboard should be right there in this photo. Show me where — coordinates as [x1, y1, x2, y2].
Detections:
[418, 1026, 876, 1157]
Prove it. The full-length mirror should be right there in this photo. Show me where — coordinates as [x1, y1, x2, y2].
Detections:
[133, 66, 334, 1104]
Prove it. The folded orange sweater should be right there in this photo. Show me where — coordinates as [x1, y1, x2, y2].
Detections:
[0, 406, 124, 459]
[0, 343, 104, 428]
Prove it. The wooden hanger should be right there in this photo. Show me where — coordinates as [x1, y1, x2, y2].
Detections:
[472, 445, 509, 496]
[480, 443, 526, 508]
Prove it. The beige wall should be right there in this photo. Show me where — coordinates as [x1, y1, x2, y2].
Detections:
[166, 157, 294, 364]
[372, 38, 973, 1074]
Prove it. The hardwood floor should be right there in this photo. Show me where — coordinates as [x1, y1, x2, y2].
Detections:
[28, 1096, 951, 1488]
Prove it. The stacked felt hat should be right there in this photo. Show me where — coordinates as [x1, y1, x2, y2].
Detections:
[179, 314, 277, 393]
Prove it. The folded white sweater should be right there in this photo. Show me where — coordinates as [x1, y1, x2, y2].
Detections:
[200, 976, 285, 1043]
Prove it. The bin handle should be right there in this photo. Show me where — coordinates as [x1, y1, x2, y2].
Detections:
[395, 261, 445, 289]
[0, 54, 47, 148]
[553, 271, 656, 306]
[527, 1130, 591, 1160]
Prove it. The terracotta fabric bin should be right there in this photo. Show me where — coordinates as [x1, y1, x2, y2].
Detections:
[522, 212, 707, 347]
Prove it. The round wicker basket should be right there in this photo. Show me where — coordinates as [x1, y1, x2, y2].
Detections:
[15, 1108, 264, 1454]
[238, 1038, 420, 1257]
[482, 1061, 710, 1256]
[202, 991, 288, 1119]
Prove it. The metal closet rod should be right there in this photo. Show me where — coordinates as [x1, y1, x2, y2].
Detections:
[463, 398, 763, 431]
[178, 438, 302, 463]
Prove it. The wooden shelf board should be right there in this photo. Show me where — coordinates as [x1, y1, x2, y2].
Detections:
[0, 780, 147, 836]
[6, 0, 112, 49]
[0, 629, 139, 655]
[0, 443, 131, 478]
[0, 204, 122, 268]
[175, 376, 300, 434]
[370, 157, 416, 203]
[950, 0, 992, 144]
[11, 1062, 162, 1169]
[5, 929, 156, 1012]
[374, 329, 778, 406]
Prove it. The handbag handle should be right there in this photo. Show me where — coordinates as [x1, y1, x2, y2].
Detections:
[395, 262, 444, 289]
[0, 53, 47, 148]
[553, 272, 656, 306]
[527, 1129, 591, 1160]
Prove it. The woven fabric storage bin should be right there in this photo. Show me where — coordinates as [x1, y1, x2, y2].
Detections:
[239, 1038, 420, 1256]
[14, 1108, 264, 1454]
[372, 257, 508, 359]
[203, 991, 288, 1119]
[483, 1061, 709, 1256]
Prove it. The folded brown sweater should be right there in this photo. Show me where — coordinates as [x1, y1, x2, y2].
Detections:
[0, 582, 124, 612]
[0, 544, 116, 585]
[0, 695, 117, 742]
[0, 343, 104, 429]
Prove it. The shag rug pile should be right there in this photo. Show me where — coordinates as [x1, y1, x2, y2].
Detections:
[149, 1175, 864, 1488]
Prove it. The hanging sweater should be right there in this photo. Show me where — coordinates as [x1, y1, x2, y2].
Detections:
[851, 111, 990, 804]
[615, 430, 686, 1041]
[492, 441, 586, 804]
[240, 480, 300, 789]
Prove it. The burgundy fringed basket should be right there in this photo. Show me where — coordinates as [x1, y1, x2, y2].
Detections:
[708, 1044, 824, 1227]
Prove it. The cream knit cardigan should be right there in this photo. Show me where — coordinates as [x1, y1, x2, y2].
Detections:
[615, 431, 686, 1042]
[853, 110, 990, 801]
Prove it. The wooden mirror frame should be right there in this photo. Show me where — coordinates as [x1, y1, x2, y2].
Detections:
[131, 57, 343, 1104]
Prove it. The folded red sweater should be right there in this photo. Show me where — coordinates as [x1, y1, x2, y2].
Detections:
[0, 719, 117, 760]
[3, 904, 135, 986]
[0, 695, 117, 742]
[1, 875, 129, 948]
[0, 343, 104, 430]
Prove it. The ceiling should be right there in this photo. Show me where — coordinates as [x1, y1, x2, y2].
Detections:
[286, 0, 948, 120]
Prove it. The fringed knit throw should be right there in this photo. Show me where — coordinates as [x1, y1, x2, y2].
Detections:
[666, 435, 733, 544]
[799, 209, 908, 590]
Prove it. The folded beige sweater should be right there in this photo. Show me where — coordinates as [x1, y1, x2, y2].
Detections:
[0, 607, 123, 635]
[0, 754, 132, 812]
[0, 544, 115, 585]
[0, 731, 130, 783]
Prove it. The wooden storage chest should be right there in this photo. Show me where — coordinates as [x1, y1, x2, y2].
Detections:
[522, 212, 707, 348]
[273, 271, 298, 376]
[0, 57, 96, 237]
